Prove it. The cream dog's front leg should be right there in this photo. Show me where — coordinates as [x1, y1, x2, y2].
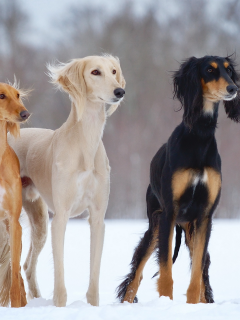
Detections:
[86, 174, 110, 306]
[51, 163, 76, 307]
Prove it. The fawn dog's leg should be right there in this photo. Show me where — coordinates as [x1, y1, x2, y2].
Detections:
[9, 215, 22, 307]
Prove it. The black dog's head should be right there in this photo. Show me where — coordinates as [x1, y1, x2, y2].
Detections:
[173, 55, 240, 128]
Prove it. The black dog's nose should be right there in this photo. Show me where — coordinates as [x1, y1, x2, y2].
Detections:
[227, 85, 238, 95]
[20, 110, 30, 120]
[114, 88, 125, 99]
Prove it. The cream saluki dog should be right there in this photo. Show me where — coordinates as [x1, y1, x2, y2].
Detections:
[8, 55, 125, 307]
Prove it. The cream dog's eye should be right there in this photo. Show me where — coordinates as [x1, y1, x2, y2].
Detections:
[0, 94, 5, 99]
[113, 70, 116, 74]
[91, 70, 101, 75]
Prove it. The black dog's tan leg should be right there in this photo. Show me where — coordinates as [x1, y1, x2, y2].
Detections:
[157, 217, 175, 299]
[184, 221, 214, 303]
[184, 223, 205, 303]
[186, 219, 210, 304]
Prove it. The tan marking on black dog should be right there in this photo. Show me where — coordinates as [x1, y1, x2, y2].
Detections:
[187, 220, 208, 304]
[183, 223, 207, 303]
[172, 169, 194, 201]
[201, 78, 229, 102]
[224, 61, 229, 68]
[203, 98, 214, 113]
[205, 168, 221, 204]
[157, 223, 174, 299]
[210, 62, 218, 69]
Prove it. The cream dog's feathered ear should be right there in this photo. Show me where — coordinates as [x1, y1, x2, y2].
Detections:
[106, 55, 126, 117]
[48, 59, 87, 121]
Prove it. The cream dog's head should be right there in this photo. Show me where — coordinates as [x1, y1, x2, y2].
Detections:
[48, 55, 126, 120]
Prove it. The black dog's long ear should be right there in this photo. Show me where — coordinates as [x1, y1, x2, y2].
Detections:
[224, 57, 240, 122]
[173, 56, 203, 129]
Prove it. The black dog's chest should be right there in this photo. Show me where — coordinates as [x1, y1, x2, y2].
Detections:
[170, 129, 219, 170]
[172, 167, 221, 223]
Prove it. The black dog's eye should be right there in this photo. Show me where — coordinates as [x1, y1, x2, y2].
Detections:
[207, 68, 213, 73]
[91, 70, 101, 76]
[113, 70, 116, 74]
[0, 94, 5, 99]
[227, 68, 232, 75]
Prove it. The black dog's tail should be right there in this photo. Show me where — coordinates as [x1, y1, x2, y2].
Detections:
[172, 224, 182, 263]
[152, 224, 182, 278]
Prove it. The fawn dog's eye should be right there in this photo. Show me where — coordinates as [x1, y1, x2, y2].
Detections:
[17, 93, 20, 98]
[0, 94, 5, 99]
[91, 70, 101, 76]
[113, 70, 116, 74]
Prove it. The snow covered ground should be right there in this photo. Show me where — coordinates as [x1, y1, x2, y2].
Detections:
[0, 218, 240, 319]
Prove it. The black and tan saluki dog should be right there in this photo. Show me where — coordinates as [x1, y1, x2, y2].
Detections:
[116, 56, 240, 304]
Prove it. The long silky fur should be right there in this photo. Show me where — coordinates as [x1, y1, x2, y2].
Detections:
[173, 57, 203, 129]
[202, 252, 214, 303]
[115, 231, 154, 303]
[116, 210, 159, 303]
[224, 56, 240, 122]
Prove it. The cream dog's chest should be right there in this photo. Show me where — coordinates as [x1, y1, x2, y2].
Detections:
[70, 170, 98, 216]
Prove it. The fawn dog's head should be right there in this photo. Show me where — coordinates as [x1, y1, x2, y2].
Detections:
[0, 83, 30, 137]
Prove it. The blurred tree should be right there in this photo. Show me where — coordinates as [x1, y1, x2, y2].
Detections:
[1, 0, 240, 218]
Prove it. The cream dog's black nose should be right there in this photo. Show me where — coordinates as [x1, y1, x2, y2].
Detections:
[20, 110, 30, 120]
[114, 88, 125, 99]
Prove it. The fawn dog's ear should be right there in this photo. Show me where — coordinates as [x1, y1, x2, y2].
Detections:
[107, 55, 126, 116]
[7, 122, 20, 138]
[48, 59, 87, 121]
[224, 57, 240, 122]
[173, 57, 203, 129]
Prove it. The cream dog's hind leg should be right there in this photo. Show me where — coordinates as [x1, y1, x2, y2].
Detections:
[22, 193, 49, 300]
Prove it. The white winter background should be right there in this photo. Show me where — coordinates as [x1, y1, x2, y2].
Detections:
[0, 218, 240, 319]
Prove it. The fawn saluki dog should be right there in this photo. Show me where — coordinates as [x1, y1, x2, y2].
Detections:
[0, 82, 30, 307]
[117, 55, 240, 304]
[8, 55, 125, 307]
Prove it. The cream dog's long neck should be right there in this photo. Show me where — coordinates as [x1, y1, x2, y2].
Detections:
[58, 100, 106, 169]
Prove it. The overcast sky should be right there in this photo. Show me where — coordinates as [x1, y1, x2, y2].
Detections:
[20, 0, 176, 44]
[19, 0, 225, 46]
